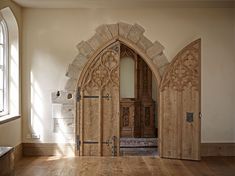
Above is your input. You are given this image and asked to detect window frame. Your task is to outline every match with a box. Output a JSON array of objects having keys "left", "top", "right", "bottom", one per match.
[{"left": 0, "top": 16, "right": 9, "bottom": 116}]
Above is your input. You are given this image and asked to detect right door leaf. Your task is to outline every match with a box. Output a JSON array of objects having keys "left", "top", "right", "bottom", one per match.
[{"left": 160, "top": 39, "right": 201, "bottom": 160}]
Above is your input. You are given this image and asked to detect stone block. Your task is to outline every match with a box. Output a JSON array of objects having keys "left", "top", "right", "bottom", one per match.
[
  {"left": 76, "top": 41, "right": 94, "bottom": 57},
  {"left": 147, "top": 41, "right": 164, "bottom": 58},
  {"left": 107, "top": 24, "right": 118, "bottom": 37},
  {"left": 51, "top": 91, "right": 75, "bottom": 104},
  {"left": 137, "top": 35, "right": 153, "bottom": 51},
  {"left": 127, "top": 23, "right": 145, "bottom": 43},
  {"left": 72, "top": 53, "right": 87, "bottom": 69},
  {"left": 65, "top": 78, "right": 77, "bottom": 91},
  {"left": 152, "top": 53, "right": 169, "bottom": 68},
  {"left": 87, "top": 33, "right": 104, "bottom": 50},
  {"left": 159, "top": 63, "right": 169, "bottom": 76},
  {"left": 66, "top": 64, "right": 82, "bottom": 79},
  {"left": 95, "top": 24, "right": 113, "bottom": 42},
  {"left": 118, "top": 22, "right": 132, "bottom": 38}
]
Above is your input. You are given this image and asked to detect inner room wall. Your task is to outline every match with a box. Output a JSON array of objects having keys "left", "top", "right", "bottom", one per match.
[{"left": 22, "top": 7, "right": 235, "bottom": 144}]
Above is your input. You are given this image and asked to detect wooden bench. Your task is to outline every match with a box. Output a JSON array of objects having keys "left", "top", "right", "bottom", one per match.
[{"left": 0, "top": 147, "right": 14, "bottom": 176}]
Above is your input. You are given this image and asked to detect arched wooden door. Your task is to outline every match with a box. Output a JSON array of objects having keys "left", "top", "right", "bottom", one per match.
[
  {"left": 78, "top": 42, "right": 120, "bottom": 156},
  {"left": 160, "top": 39, "right": 201, "bottom": 160}
]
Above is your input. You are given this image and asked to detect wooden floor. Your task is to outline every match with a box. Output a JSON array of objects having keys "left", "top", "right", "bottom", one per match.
[{"left": 15, "top": 156, "right": 235, "bottom": 176}]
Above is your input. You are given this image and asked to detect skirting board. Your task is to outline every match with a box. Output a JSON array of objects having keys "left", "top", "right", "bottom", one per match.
[
  {"left": 201, "top": 143, "right": 235, "bottom": 156},
  {"left": 14, "top": 143, "right": 22, "bottom": 164},
  {"left": 23, "top": 143, "right": 75, "bottom": 156},
  {"left": 22, "top": 143, "right": 235, "bottom": 157}
]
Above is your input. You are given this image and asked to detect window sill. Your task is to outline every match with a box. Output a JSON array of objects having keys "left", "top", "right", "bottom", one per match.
[{"left": 0, "top": 114, "right": 21, "bottom": 125}]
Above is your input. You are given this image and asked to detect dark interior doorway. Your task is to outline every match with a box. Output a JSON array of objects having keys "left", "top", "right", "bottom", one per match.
[{"left": 119, "top": 44, "right": 158, "bottom": 156}]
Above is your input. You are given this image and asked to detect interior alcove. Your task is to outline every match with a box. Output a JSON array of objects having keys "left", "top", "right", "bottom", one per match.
[{"left": 119, "top": 44, "right": 158, "bottom": 156}]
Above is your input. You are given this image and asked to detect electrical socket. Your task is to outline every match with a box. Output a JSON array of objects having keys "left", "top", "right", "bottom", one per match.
[
  {"left": 26, "top": 133, "right": 40, "bottom": 139},
  {"left": 31, "top": 133, "right": 40, "bottom": 139}
]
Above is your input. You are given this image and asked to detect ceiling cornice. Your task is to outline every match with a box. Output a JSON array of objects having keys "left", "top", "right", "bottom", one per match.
[{"left": 12, "top": 0, "right": 235, "bottom": 9}]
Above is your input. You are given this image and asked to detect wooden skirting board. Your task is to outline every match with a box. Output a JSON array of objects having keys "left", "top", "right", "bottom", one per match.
[
  {"left": 201, "top": 143, "right": 235, "bottom": 156},
  {"left": 20, "top": 143, "right": 235, "bottom": 157},
  {"left": 23, "top": 143, "right": 75, "bottom": 156},
  {"left": 14, "top": 143, "right": 23, "bottom": 164}
]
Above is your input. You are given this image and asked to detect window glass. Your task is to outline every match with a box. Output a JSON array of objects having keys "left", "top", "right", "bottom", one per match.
[
  {"left": 0, "top": 19, "right": 8, "bottom": 115},
  {"left": 120, "top": 57, "right": 135, "bottom": 98}
]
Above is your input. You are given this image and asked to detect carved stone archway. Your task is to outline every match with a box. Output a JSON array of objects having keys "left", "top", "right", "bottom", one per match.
[{"left": 51, "top": 22, "right": 169, "bottom": 146}]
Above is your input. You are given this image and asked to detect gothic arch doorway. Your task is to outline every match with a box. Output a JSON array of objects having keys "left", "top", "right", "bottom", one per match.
[{"left": 52, "top": 22, "right": 201, "bottom": 160}]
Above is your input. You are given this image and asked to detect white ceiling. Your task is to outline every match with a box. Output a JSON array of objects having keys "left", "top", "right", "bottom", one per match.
[{"left": 12, "top": 0, "right": 235, "bottom": 8}]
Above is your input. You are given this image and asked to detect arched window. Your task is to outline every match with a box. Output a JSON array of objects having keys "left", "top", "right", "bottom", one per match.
[{"left": 0, "top": 16, "right": 8, "bottom": 115}]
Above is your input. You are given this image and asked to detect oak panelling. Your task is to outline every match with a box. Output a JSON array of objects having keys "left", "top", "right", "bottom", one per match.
[
  {"left": 138, "top": 56, "right": 156, "bottom": 137},
  {"left": 141, "top": 100, "right": 155, "bottom": 137},
  {"left": 120, "top": 99, "right": 137, "bottom": 137}
]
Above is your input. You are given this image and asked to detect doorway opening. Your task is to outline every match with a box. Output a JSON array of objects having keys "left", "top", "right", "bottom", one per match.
[{"left": 119, "top": 44, "right": 158, "bottom": 156}]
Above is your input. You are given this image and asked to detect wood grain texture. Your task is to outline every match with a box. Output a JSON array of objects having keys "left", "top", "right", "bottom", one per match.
[
  {"left": 201, "top": 143, "right": 235, "bottom": 156},
  {"left": 15, "top": 156, "right": 235, "bottom": 176},
  {"left": 120, "top": 45, "right": 156, "bottom": 138},
  {"left": 160, "top": 39, "right": 201, "bottom": 160},
  {"left": 23, "top": 143, "right": 75, "bottom": 156},
  {"left": 78, "top": 42, "right": 120, "bottom": 156},
  {"left": 0, "top": 147, "right": 14, "bottom": 176},
  {"left": 14, "top": 143, "right": 23, "bottom": 164}
]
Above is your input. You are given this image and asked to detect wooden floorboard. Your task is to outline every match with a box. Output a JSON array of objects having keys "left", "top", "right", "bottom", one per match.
[{"left": 15, "top": 156, "right": 235, "bottom": 176}]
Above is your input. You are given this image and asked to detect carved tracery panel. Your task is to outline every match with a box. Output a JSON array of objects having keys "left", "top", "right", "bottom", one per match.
[
  {"left": 160, "top": 39, "right": 201, "bottom": 160},
  {"left": 79, "top": 42, "right": 120, "bottom": 156},
  {"left": 160, "top": 42, "right": 199, "bottom": 92}
]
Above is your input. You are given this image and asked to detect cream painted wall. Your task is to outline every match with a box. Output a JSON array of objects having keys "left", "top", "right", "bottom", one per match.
[
  {"left": 0, "top": 1, "right": 22, "bottom": 147},
  {"left": 22, "top": 7, "right": 235, "bottom": 143},
  {"left": 0, "top": 119, "right": 21, "bottom": 146}
]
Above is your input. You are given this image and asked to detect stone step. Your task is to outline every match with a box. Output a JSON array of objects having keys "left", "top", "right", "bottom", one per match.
[
  {"left": 120, "top": 147, "right": 158, "bottom": 156},
  {"left": 120, "top": 137, "right": 158, "bottom": 148}
]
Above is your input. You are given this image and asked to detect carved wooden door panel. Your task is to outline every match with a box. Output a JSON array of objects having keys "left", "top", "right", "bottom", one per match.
[
  {"left": 141, "top": 101, "right": 155, "bottom": 137},
  {"left": 160, "top": 39, "right": 201, "bottom": 160},
  {"left": 138, "top": 58, "right": 156, "bottom": 137},
  {"left": 78, "top": 42, "right": 120, "bottom": 156}
]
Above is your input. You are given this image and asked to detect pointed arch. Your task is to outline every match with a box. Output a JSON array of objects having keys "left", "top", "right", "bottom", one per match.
[
  {"left": 65, "top": 23, "right": 169, "bottom": 92},
  {"left": 51, "top": 22, "right": 170, "bottom": 155}
]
